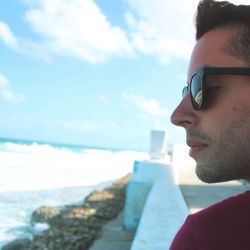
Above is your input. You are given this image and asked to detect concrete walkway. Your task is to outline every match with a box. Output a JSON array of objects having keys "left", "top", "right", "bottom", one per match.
[{"left": 89, "top": 211, "right": 134, "bottom": 250}]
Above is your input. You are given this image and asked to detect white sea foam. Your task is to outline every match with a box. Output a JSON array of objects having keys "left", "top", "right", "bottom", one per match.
[
  {"left": 0, "top": 141, "right": 149, "bottom": 247},
  {"left": 0, "top": 143, "right": 149, "bottom": 192}
]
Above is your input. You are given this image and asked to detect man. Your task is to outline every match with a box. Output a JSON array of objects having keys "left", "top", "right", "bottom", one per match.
[{"left": 170, "top": 0, "right": 250, "bottom": 249}]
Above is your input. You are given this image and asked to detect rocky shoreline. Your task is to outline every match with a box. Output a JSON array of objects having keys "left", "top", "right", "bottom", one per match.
[{"left": 3, "top": 174, "right": 131, "bottom": 250}]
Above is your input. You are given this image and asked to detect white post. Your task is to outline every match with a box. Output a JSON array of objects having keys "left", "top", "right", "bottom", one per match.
[{"left": 149, "top": 130, "right": 167, "bottom": 160}]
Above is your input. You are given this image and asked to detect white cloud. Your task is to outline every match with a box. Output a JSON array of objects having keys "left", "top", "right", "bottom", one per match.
[
  {"left": 0, "top": 21, "right": 51, "bottom": 60},
  {"left": 22, "top": 0, "right": 133, "bottom": 63},
  {"left": 125, "top": 0, "right": 198, "bottom": 63},
  {"left": 0, "top": 74, "right": 25, "bottom": 103},
  {"left": 0, "top": 22, "right": 18, "bottom": 49},
  {"left": 123, "top": 93, "right": 167, "bottom": 117},
  {"left": 0, "top": 0, "right": 196, "bottom": 63}
]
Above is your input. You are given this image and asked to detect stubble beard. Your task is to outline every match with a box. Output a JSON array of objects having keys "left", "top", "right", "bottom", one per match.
[{"left": 194, "top": 119, "right": 250, "bottom": 183}]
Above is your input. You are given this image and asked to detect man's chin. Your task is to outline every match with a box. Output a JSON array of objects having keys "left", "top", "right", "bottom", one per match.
[
  {"left": 195, "top": 165, "right": 222, "bottom": 183},
  {"left": 195, "top": 166, "right": 237, "bottom": 183}
]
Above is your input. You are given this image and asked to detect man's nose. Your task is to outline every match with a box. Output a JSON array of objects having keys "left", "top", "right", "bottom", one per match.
[{"left": 170, "top": 95, "right": 198, "bottom": 129}]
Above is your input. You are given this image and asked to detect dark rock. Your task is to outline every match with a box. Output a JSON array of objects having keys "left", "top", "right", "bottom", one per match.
[
  {"left": 2, "top": 238, "right": 31, "bottom": 250},
  {"left": 31, "top": 206, "right": 60, "bottom": 225}
]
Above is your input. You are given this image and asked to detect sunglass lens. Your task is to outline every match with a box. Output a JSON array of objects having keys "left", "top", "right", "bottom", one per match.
[
  {"left": 191, "top": 74, "right": 202, "bottom": 109},
  {"left": 182, "top": 86, "right": 189, "bottom": 98}
]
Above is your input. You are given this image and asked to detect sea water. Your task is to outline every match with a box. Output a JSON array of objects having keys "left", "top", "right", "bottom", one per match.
[{"left": 0, "top": 138, "right": 148, "bottom": 248}]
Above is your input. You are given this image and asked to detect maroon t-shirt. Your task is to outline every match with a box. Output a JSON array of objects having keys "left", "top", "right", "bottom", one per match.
[{"left": 170, "top": 191, "right": 250, "bottom": 250}]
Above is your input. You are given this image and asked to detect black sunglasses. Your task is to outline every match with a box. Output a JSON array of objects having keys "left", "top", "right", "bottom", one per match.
[{"left": 182, "top": 67, "right": 250, "bottom": 110}]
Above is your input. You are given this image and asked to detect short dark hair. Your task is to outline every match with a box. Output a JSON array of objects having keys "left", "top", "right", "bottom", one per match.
[{"left": 195, "top": 0, "right": 250, "bottom": 64}]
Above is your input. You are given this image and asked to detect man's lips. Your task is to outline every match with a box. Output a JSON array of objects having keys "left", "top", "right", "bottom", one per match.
[{"left": 186, "top": 140, "right": 208, "bottom": 157}]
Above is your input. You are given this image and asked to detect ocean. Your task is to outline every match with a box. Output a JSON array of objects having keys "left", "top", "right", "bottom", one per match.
[{"left": 0, "top": 138, "right": 148, "bottom": 248}]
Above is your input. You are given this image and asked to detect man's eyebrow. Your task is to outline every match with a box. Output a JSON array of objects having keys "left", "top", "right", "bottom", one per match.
[{"left": 203, "top": 64, "right": 214, "bottom": 68}]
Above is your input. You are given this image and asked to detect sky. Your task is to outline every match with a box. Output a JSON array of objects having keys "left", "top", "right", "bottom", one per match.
[{"left": 0, "top": 0, "right": 248, "bottom": 150}]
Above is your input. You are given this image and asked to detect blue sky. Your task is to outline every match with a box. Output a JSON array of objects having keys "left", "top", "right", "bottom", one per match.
[{"left": 0, "top": 0, "right": 247, "bottom": 150}]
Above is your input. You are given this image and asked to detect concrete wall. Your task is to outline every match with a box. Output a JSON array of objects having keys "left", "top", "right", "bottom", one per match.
[{"left": 124, "top": 159, "right": 189, "bottom": 249}]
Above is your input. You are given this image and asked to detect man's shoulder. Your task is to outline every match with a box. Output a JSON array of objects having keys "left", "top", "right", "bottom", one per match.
[
  {"left": 170, "top": 190, "right": 250, "bottom": 249},
  {"left": 170, "top": 191, "right": 250, "bottom": 250}
]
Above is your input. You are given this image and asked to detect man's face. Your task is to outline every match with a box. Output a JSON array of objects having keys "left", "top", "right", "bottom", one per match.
[{"left": 171, "top": 28, "right": 250, "bottom": 183}]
